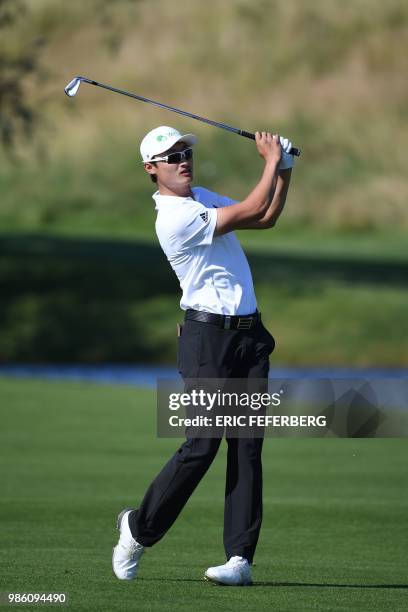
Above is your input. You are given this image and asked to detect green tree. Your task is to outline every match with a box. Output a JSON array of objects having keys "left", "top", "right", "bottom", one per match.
[{"left": 0, "top": 0, "right": 45, "bottom": 150}]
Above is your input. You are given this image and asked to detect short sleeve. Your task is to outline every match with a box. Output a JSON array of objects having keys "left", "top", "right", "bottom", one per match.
[
  {"left": 172, "top": 201, "right": 217, "bottom": 250},
  {"left": 192, "top": 186, "right": 237, "bottom": 209},
  {"left": 215, "top": 193, "right": 238, "bottom": 208}
]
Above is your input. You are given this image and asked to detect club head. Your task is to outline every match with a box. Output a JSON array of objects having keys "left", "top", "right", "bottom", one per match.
[{"left": 64, "top": 76, "right": 83, "bottom": 97}]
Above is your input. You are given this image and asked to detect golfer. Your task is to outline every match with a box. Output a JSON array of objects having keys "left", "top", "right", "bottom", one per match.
[{"left": 113, "top": 125, "right": 294, "bottom": 585}]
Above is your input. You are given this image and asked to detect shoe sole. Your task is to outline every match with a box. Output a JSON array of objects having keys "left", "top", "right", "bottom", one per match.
[{"left": 204, "top": 575, "right": 253, "bottom": 587}]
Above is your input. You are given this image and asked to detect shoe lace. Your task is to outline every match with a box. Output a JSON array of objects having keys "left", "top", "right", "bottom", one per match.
[{"left": 130, "top": 540, "right": 144, "bottom": 554}]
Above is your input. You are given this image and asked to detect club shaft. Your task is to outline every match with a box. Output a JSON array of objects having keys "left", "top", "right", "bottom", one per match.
[{"left": 74, "top": 77, "right": 301, "bottom": 156}]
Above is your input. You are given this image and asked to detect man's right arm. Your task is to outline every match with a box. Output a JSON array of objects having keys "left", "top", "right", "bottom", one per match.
[{"left": 214, "top": 132, "right": 282, "bottom": 237}]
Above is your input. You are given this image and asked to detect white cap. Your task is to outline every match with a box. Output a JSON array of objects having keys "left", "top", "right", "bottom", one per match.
[{"left": 140, "top": 126, "right": 197, "bottom": 162}]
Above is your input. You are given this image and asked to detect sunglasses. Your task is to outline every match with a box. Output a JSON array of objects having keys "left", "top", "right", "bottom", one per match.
[{"left": 151, "top": 147, "right": 193, "bottom": 164}]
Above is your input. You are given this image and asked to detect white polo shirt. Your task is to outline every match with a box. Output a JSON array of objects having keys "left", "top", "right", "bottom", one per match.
[{"left": 153, "top": 186, "right": 257, "bottom": 315}]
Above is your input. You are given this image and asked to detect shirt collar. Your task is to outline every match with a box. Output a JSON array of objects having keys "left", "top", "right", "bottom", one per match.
[{"left": 152, "top": 190, "right": 194, "bottom": 211}]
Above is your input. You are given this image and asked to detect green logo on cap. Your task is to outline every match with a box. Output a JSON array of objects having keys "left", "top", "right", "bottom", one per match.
[{"left": 156, "top": 135, "right": 167, "bottom": 142}]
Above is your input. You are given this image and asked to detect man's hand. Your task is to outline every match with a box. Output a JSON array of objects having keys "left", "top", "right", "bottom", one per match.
[
  {"left": 279, "top": 136, "right": 292, "bottom": 154},
  {"left": 255, "top": 131, "right": 282, "bottom": 165},
  {"left": 278, "top": 136, "right": 294, "bottom": 170}
]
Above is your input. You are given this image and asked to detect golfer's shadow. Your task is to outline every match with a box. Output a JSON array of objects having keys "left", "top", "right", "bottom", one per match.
[
  {"left": 252, "top": 581, "right": 408, "bottom": 590},
  {"left": 139, "top": 578, "right": 408, "bottom": 589}
]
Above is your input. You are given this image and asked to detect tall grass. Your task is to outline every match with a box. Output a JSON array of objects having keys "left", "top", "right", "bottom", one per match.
[{"left": 1, "top": 0, "right": 407, "bottom": 231}]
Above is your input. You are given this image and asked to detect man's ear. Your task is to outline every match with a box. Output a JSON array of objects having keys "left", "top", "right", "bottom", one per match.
[{"left": 144, "top": 162, "right": 157, "bottom": 179}]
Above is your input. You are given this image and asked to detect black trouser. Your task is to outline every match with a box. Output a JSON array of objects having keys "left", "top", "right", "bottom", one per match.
[{"left": 128, "top": 318, "right": 275, "bottom": 563}]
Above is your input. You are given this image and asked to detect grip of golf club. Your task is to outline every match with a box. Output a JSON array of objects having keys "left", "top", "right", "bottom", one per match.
[{"left": 240, "top": 130, "right": 301, "bottom": 157}]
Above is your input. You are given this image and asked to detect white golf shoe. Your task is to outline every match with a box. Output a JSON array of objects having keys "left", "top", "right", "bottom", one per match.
[
  {"left": 112, "top": 508, "right": 145, "bottom": 580},
  {"left": 204, "top": 556, "right": 252, "bottom": 586}
]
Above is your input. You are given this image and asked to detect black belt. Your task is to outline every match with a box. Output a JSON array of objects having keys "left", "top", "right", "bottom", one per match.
[{"left": 185, "top": 309, "right": 261, "bottom": 330}]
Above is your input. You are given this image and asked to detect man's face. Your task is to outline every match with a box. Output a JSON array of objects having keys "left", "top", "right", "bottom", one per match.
[{"left": 144, "top": 140, "right": 193, "bottom": 194}]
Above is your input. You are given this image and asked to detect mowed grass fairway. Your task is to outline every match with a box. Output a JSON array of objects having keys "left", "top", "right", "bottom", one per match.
[{"left": 1, "top": 378, "right": 407, "bottom": 612}]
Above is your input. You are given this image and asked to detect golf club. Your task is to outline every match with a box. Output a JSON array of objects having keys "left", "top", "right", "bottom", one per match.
[{"left": 65, "top": 76, "right": 301, "bottom": 157}]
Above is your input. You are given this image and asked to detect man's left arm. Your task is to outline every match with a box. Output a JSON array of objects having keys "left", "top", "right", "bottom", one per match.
[
  {"left": 233, "top": 143, "right": 294, "bottom": 230},
  {"left": 237, "top": 166, "right": 292, "bottom": 230}
]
